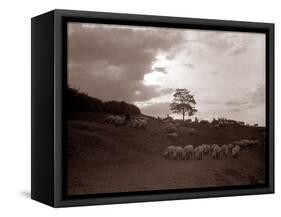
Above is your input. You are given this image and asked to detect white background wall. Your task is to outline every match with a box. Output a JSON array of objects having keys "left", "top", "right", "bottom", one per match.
[{"left": 0, "top": 0, "right": 279, "bottom": 216}]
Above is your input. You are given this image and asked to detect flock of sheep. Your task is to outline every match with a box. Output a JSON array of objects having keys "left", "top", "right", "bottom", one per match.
[
  {"left": 102, "top": 115, "right": 263, "bottom": 161},
  {"left": 103, "top": 115, "right": 148, "bottom": 128},
  {"left": 166, "top": 122, "right": 195, "bottom": 141},
  {"left": 164, "top": 139, "right": 259, "bottom": 161}
]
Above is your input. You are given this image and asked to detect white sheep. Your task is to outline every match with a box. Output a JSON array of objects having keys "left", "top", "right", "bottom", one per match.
[
  {"left": 175, "top": 146, "right": 184, "bottom": 160},
  {"left": 212, "top": 145, "right": 222, "bottom": 160},
  {"left": 211, "top": 144, "right": 219, "bottom": 151},
  {"left": 167, "top": 132, "right": 178, "bottom": 141},
  {"left": 138, "top": 119, "right": 148, "bottom": 129},
  {"left": 232, "top": 145, "right": 241, "bottom": 158},
  {"left": 228, "top": 143, "right": 234, "bottom": 151},
  {"left": 103, "top": 115, "right": 115, "bottom": 124},
  {"left": 184, "top": 145, "right": 194, "bottom": 160},
  {"left": 131, "top": 119, "right": 139, "bottom": 128},
  {"left": 202, "top": 144, "right": 211, "bottom": 154},
  {"left": 240, "top": 139, "right": 251, "bottom": 147},
  {"left": 131, "top": 118, "right": 148, "bottom": 129},
  {"left": 253, "top": 139, "right": 259, "bottom": 146},
  {"left": 164, "top": 146, "right": 176, "bottom": 159},
  {"left": 194, "top": 145, "right": 204, "bottom": 160},
  {"left": 247, "top": 139, "right": 259, "bottom": 147},
  {"left": 221, "top": 144, "right": 229, "bottom": 157},
  {"left": 114, "top": 116, "right": 125, "bottom": 126}
]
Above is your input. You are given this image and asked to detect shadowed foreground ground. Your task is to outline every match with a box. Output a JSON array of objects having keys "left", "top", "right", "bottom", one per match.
[{"left": 67, "top": 112, "right": 266, "bottom": 195}]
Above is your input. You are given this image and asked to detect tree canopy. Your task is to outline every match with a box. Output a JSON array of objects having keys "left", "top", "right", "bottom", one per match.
[
  {"left": 170, "top": 88, "right": 197, "bottom": 121},
  {"left": 67, "top": 87, "right": 141, "bottom": 115}
]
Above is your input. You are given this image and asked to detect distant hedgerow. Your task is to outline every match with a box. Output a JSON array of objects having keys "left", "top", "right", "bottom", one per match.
[{"left": 67, "top": 87, "right": 141, "bottom": 115}]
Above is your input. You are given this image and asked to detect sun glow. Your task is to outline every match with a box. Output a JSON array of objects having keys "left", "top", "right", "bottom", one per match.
[{"left": 143, "top": 71, "right": 166, "bottom": 86}]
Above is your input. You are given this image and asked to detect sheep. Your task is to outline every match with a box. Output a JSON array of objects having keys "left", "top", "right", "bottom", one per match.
[
  {"left": 138, "top": 119, "right": 148, "bottom": 129},
  {"left": 232, "top": 145, "right": 241, "bottom": 158},
  {"left": 253, "top": 139, "right": 259, "bottom": 146},
  {"left": 247, "top": 139, "right": 259, "bottom": 147},
  {"left": 164, "top": 146, "right": 176, "bottom": 159},
  {"left": 103, "top": 115, "right": 115, "bottom": 124},
  {"left": 194, "top": 145, "right": 204, "bottom": 160},
  {"left": 212, "top": 145, "right": 222, "bottom": 160},
  {"left": 168, "top": 122, "right": 174, "bottom": 127},
  {"left": 167, "top": 132, "right": 178, "bottom": 141},
  {"left": 131, "top": 119, "right": 139, "bottom": 128},
  {"left": 228, "top": 143, "right": 234, "bottom": 151},
  {"left": 103, "top": 115, "right": 125, "bottom": 126},
  {"left": 211, "top": 144, "right": 219, "bottom": 151},
  {"left": 114, "top": 116, "right": 125, "bottom": 127},
  {"left": 240, "top": 139, "right": 251, "bottom": 147},
  {"left": 184, "top": 145, "right": 194, "bottom": 160},
  {"left": 233, "top": 139, "right": 259, "bottom": 148},
  {"left": 221, "top": 144, "right": 229, "bottom": 157},
  {"left": 202, "top": 144, "right": 211, "bottom": 154},
  {"left": 169, "top": 126, "right": 177, "bottom": 133},
  {"left": 131, "top": 118, "right": 148, "bottom": 129},
  {"left": 189, "top": 128, "right": 195, "bottom": 135},
  {"left": 175, "top": 146, "right": 184, "bottom": 160},
  {"left": 166, "top": 124, "right": 177, "bottom": 133}
]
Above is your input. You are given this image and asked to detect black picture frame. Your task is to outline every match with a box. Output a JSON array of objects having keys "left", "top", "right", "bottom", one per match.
[{"left": 31, "top": 9, "right": 274, "bottom": 207}]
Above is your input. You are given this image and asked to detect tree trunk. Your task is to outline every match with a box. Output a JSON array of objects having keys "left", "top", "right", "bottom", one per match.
[{"left": 182, "top": 108, "right": 185, "bottom": 121}]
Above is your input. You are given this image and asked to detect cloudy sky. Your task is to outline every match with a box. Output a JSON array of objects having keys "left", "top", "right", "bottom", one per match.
[{"left": 68, "top": 22, "right": 266, "bottom": 126}]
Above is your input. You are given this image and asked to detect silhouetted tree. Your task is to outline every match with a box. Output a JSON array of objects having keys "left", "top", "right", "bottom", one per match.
[{"left": 170, "top": 88, "right": 197, "bottom": 121}]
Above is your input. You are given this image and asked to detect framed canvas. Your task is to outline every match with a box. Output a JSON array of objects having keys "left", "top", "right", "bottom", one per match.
[{"left": 31, "top": 9, "right": 274, "bottom": 207}]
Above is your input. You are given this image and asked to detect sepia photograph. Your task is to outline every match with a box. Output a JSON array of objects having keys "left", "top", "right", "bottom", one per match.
[{"left": 66, "top": 21, "right": 267, "bottom": 196}]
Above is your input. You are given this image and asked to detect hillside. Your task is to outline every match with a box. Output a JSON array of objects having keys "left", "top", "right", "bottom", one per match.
[{"left": 67, "top": 112, "right": 266, "bottom": 195}]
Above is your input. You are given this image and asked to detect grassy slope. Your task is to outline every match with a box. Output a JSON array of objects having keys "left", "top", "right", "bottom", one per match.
[{"left": 67, "top": 112, "right": 266, "bottom": 195}]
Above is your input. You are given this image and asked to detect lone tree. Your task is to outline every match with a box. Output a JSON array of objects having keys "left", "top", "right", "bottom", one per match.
[{"left": 170, "top": 88, "right": 197, "bottom": 121}]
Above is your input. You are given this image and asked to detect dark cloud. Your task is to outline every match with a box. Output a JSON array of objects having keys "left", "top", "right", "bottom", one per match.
[
  {"left": 68, "top": 23, "right": 184, "bottom": 102},
  {"left": 68, "top": 62, "right": 174, "bottom": 102}
]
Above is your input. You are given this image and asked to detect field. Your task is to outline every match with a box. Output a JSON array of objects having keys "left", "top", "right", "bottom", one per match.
[{"left": 67, "top": 112, "right": 266, "bottom": 195}]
